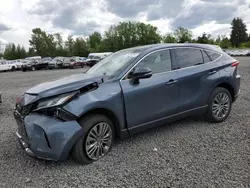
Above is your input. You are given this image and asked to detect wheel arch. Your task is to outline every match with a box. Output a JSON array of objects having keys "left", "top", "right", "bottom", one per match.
[
  {"left": 215, "top": 82, "right": 234, "bottom": 99},
  {"left": 77, "top": 108, "right": 121, "bottom": 138}
]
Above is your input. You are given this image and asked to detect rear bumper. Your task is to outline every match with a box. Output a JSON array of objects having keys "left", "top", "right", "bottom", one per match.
[
  {"left": 232, "top": 74, "right": 241, "bottom": 103},
  {"left": 14, "top": 112, "right": 82, "bottom": 161}
]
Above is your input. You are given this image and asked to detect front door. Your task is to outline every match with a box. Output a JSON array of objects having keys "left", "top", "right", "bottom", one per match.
[{"left": 120, "top": 49, "right": 179, "bottom": 134}]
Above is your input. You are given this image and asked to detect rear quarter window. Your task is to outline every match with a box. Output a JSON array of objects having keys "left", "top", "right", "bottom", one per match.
[{"left": 205, "top": 50, "right": 221, "bottom": 61}]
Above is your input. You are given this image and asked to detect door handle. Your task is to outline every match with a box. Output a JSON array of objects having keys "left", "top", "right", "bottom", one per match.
[
  {"left": 166, "top": 79, "right": 178, "bottom": 85},
  {"left": 208, "top": 70, "right": 217, "bottom": 75}
]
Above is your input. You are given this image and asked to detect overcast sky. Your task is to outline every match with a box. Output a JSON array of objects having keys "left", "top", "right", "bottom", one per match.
[{"left": 0, "top": 0, "right": 249, "bottom": 49}]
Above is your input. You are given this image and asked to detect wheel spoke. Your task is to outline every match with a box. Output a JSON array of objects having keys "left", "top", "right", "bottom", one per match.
[
  {"left": 101, "top": 123, "right": 108, "bottom": 137},
  {"left": 85, "top": 122, "right": 112, "bottom": 160}
]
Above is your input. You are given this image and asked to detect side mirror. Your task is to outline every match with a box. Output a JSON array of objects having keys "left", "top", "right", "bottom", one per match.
[{"left": 129, "top": 67, "right": 152, "bottom": 84}]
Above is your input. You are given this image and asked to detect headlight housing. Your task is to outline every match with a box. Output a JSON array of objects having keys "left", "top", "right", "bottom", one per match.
[{"left": 34, "top": 91, "right": 79, "bottom": 111}]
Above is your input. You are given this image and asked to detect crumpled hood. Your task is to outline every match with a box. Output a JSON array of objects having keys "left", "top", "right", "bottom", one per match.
[{"left": 26, "top": 73, "right": 104, "bottom": 98}]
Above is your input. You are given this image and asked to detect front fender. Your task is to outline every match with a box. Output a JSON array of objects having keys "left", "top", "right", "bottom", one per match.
[{"left": 63, "top": 81, "right": 128, "bottom": 137}]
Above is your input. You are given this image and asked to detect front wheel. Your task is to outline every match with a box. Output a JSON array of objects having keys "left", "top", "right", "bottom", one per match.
[
  {"left": 206, "top": 87, "right": 232, "bottom": 123},
  {"left": 71, "top": 114, "right": 114, "bottom": 164}
]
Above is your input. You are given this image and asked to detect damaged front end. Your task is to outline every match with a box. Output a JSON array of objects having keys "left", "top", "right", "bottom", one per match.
[{"left": 14, "top": 81, "right": 100, "bottom": 161}]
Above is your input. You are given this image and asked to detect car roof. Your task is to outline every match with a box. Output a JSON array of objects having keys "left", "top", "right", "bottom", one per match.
[{"left": 121, "top": 43, "right": 223, "bottom": 53}]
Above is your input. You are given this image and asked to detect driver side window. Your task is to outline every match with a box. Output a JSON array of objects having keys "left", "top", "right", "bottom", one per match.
[{"left": 136, "top": 49, "right": 172, "bottom": 74}]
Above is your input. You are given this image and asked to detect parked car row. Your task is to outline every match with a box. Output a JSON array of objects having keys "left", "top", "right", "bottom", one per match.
[
  {"left": 224, "top": 49, "right": 250, "bottom": 56},
  {"left": 0, "top": 52, "right": 113, "bottom": 73}
]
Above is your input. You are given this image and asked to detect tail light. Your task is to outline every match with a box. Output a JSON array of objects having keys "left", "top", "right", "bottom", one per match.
[{"left": 231, "top": 61, "right": 240, "bottom": 67}]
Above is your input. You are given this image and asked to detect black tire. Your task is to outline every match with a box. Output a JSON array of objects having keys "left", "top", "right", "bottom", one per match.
[
  {"left": 22, "top": 68, "right": 26, "bottom": 72},
  {"left": 206, "top": 87, "right": 232, "bottom": 123},
  {"left": 71, "top": 114, "right": 115, "bottom": 164},
  {"left": 31, "top": 66, "right": 36, "bottom": 71},
  {"left": 11, "top": 66, "right": 16, "bottom": 71},
  {"left": 45, "top": 65, "right": 49, "bottom": 70}
]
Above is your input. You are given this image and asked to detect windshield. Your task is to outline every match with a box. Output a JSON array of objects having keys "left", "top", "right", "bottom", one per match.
[{"left": 86, "top": 49, "right": 141, "bottom": 77}]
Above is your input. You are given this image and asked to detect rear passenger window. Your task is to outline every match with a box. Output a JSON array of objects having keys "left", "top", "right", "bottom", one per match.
[
  {"left": 175, "top": 48, "right": 203, "bottom": 68},
  {"left": 205, "top": 51, "right": 221, "bottom": 61},
  {"left": 202, "top": 50, "right": 212, "bottom": 63}
]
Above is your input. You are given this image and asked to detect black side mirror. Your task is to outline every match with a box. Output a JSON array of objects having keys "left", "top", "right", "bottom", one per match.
[{"left": 129, "top": 67, "right": 152, "bottom": 84}]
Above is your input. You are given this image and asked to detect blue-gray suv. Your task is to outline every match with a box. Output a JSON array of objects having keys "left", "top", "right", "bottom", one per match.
[{"left": 14, "top": 43, "right": 241, "bottom": 164}]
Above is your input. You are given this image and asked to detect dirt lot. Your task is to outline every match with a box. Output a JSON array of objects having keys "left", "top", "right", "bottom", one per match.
[{"left": 0, "top": 59, "right": 249, "bottom": 188}]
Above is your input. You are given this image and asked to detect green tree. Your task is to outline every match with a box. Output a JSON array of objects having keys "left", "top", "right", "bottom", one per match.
[
  {"left": 196, "top": 33, "right": 214, "bottom": 44},
  {"left": 72, "top": 37, "right": 89, "bottom": 57},
  {"left": 29, "top": 28, "right": 58, "bottom": 57},
  {"left": 163, "top": 33, "right": 177, "bottom": 43},
  {"left": 20, "top": 46, "right": 26, "bottom": 58},
  {"left": 230, "top": 17, "right": 248, "bottom": 47},
  {"left": 89, "top": 32, "right": 102, "bottom": 51},
  {"left": 100, "top": 21, "right": 161, "bottom": 52},
  {"left": 65, "top": 35, "right": 74, "bottom": 56},
  {"left": 174, "top": 27, "right": 192, "bottom": 43},
  {"left": 215, "top": 36, "right": 222, "bottom": 45},
  {"left": 16, "top": 45, "right": 22, "bottom": 59},
  {"left": 220, "top": 36, "right": 231, "bottom": 49}
]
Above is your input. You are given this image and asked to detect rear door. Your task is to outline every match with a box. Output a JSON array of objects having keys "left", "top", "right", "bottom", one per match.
[{"left": 174, "top": 47, "right": 221, "bottom": 112}]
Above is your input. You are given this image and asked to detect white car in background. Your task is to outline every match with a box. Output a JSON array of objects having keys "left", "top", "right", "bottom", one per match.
[
  {"left": 0, "top": 61, "right": 12, "bottom": 71},
  {"left": 6, "top": 61, "right": 18, "bottom": 71},
  {"left": 14, "top": 59, "right": 25, "bottom": 69}
]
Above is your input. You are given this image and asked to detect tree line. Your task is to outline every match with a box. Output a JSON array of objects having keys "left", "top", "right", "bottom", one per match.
[{"left": 1, "top": 17, "right": 250, "bottom": 60}]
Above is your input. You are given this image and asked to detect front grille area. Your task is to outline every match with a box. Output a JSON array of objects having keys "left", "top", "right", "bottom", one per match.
[
  {"left": 14, "top": 111, "right": 28, "bottom": 139},
  {"left": 16, "top": 104, "right": 32, "bottom": 116}
]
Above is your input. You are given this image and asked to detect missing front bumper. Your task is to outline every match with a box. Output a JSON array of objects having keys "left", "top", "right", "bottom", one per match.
[{"left": 16, "top": 132, "right": 35, "bottom": 157}]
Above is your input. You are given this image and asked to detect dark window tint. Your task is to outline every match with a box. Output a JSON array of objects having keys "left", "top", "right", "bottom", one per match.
[
  {"left": 205, "top": 50, "right": 221, "bottom": 61},
  {"left": 136, "top": 49, "right": 171, "bottom": 74},
  {"left": 202, "top": 50, "right": 212, "bottom": 63},
  {"left": 175, "top": 48, "right": 203, "bottom": 68}
]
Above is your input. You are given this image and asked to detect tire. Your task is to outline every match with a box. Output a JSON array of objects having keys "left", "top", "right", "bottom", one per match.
[
  {"left": 206, "top": 87, "right": 232, "bottom": 123},
  {"left": 45, "top": 65, "right": 49, "bottom": 70},
  {"left": 11, "top": 66, "right": 16, "bottom": 71},
  {"left": 22, "top": 68, "right": 26, "bottom": 72},
  {"left": 71, "top": 114, "right": 115, "bottom": 164},
  {"left": 31, "top": 66, "right": 36, "bottom": 71}
]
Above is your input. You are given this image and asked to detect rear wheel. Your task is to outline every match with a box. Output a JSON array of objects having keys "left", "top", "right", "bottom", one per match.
[
  {"left": 11, "top": 66, "right": 16, "bottom": 71},
  {"left": 71, "top": 114, "right": 114, "bottom": 164},
  {"left": 206, "top": 87, "right": 232, "bottom": 123}
]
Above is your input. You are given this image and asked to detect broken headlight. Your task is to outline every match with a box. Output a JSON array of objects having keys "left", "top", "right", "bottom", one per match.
[{"left": 34, "top": 91, "right": 79, "bottom": 111}]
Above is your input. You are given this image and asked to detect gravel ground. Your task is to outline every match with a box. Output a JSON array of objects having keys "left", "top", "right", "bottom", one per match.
[{"left": 0, "top": 59, "right": 249, "bottom": 188}]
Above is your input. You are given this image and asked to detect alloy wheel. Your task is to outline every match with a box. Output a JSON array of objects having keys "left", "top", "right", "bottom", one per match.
[
  {"left": 85, "top": 122, "right": 112, "bottom": 160},
  {"left": 212, "top": 93, "right": 230, "bottom": 119}
]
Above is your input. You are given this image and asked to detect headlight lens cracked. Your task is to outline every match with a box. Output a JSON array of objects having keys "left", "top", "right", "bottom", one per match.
[{"left": 34, "top": 91, "right": 78, "bottom": 111}]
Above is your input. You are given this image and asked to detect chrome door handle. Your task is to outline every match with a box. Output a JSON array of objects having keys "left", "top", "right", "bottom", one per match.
[
  {"left": 208, "top": 70, "right": 217, "bottom": 75},
  {"left": 166, "top": 79, "right": 178, "bottom": 85}
]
